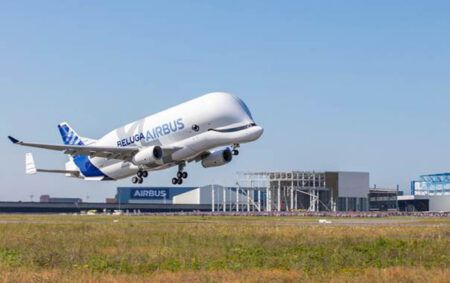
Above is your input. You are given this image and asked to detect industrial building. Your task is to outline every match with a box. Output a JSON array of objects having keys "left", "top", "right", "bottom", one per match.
[
  {"left": 114, "top": 171, "right": 370, "bottom": 212},
  {"left": 116, "top": 186, "right": 253, "bottom": 212},
  {"left": 408, "top": 173, "right": 450, "bottom": 211},
  {"left": 117, "top": 186, "right": 249, "bottom": 206},
  {"left": 236, "top": 171, "right": 369, "bottom": 212},
  {"left": 397, "top": 195, "right": 429, "bottom": 212},
  {"left": 2, "top": 171, "right": 448, "bottom": 214},
  {"left": 110, "top": 172, "right": 449, "bottom": 213},
  {"left": 40, "top": 195, "right": 82, "bottom": 204},
  {"left": 368, "top": 187, "right": 403, "bottom": 211}
]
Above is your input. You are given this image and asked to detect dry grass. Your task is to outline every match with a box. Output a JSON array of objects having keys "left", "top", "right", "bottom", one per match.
[
  {"left": 0, "top": 215, "right": 448, "bottom": 282},
  {"left": 1, "top": 267, "right": 449, "bottom": 283}
]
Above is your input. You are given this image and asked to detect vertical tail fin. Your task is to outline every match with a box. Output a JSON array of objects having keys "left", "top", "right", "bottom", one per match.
[{"left": 57, "top": 122, "right": 86, "bottom": 145}]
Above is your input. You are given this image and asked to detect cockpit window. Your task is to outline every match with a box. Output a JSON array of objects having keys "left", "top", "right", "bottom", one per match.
[{"left": 235, "top": 96, "right": 254, "bottom": 120}]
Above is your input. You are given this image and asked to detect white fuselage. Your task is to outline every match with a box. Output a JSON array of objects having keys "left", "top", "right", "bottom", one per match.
[{"left": 72, "top": 92, "right": 263, "bottom": 180}]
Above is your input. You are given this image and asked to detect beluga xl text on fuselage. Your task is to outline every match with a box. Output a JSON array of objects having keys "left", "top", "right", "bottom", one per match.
[{"left": 8, "top": 92, "right": 263, "bottom": 185}]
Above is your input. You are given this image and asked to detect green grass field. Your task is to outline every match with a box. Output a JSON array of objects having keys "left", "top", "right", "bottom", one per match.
[{"left": 0, "top": 215, "right": 449, "bottom": 282}]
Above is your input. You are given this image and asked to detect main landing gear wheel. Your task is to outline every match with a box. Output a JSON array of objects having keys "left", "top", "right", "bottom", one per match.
[
  {"left": 132, "top": 170, "right": 148, "bottom": 184},
  {"left": 132, "top": 176, "right": 143, "bottom": 184},
  {"left": 176, "top": 171, "right": 188, "bottom": 179},
  {"left": 137, "top": 170, "right": 148, "bottom": 178},
  {"left": 232, "top": 143, "right": 240, "bottom": 156},
  {"left": 172, "top": 176, "right": 184, "bottom": 185},
  {"left": 172, "top": 162, "right": 188, "bottom": 185}
]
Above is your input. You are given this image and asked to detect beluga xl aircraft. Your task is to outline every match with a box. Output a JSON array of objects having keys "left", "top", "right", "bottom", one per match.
[{"left": 8, "top": 92, "right": 263, "bottom": 185}]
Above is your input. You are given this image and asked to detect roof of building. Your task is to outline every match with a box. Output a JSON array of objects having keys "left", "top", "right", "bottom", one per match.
[
  {"left": 420, "top": 173, "right": 450, "bottom": 184},
  {"left": 397, "top": 195, "right": 429, "bottom": 201}
]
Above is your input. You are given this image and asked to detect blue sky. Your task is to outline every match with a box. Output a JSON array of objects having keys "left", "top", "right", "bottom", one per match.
[{"left": 1, "top": 1, "right": 449, "bottom": 201}]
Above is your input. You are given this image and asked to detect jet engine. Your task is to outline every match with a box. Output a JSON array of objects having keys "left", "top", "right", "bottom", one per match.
[
  {"left": 132, "top": 146, "right": 163, "bottom": 165},
  {"left": 201, "top": 148, "right": 233, "bottom": 168}
]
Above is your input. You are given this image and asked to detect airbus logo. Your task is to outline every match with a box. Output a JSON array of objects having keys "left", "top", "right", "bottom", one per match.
[
  {"left": 117, "top": 118, "right": 185, "bottom": 147},
  {"left": 131, "top": 189, "right": 168, "bottom": 199}
]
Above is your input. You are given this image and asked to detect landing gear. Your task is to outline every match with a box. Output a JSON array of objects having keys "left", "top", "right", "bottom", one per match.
[
  {"left": 132, "top": 170, "right": 148, "bottom": 184},
  {"left": 132, "top": 176, "right": 144, "bottom": 184},
  {"left": 172, "top": 177, "right": 182, "bottom": 185},
  {"left": 172, "top": 163, "right": 188, "bottom": 185},
  {"left": 176, "top": 171, "right": 188, "bottom": 179},
  {"left": 232, "top": 144, "right": 240, "bottom": 156}
]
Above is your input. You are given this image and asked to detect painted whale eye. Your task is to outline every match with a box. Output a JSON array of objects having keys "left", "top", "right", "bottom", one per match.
[{"left": 192, "top": 124, "right": 200, "bottom": 132}]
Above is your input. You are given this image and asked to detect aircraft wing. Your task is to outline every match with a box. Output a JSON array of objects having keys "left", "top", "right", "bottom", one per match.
[
  {"left": 9, "top": 136, "right": 184, "bottom": 161},
  {"left": 9, "top": 136, "right": 140, "bottom": 160}
]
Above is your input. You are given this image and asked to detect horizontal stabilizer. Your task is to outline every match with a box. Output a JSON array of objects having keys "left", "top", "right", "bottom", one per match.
[
  {"left": 25, "top": 153, "right": 37, "bottom": 175},
  {"left": 24, "top": 153, "right": 79, "bottom": 176}
]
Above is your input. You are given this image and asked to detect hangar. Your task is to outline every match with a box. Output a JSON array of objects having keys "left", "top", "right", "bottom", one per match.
[
  {"left": 115, "top": 171, "right": 370, "bottom": 212},
  {"left": 116, "top": 186, "right": 251, "bottom": 211},
  {"left": 409, "top": 173, "right": 450, "bottom": 211},
  {"left": 237, "top": 171, "right": 369, "bottom": 212}
]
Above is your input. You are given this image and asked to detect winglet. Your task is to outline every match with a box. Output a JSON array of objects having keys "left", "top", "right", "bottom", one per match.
[{"left": 8, "top": 136, "right": 20, "bottom": 144}]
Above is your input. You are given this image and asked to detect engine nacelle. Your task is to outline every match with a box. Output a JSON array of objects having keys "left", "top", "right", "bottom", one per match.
[
  {"left": 132, "top": 146, "right": 163, "bottom": 165},
  {"left": 201, "top": 148, "right": 233, "bottom": 168}
]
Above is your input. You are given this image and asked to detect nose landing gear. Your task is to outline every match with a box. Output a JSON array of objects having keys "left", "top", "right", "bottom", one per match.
[
  {"left": 131, "top": 170, "right": 148, "bottom": 184},
  {"left": 232, "top": 144, "right": 240, "bottom": 156}
]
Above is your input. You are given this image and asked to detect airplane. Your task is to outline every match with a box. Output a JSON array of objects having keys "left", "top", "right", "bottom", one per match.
[{"left": 8, "top": 92, "right": 264, "bottom": 185}]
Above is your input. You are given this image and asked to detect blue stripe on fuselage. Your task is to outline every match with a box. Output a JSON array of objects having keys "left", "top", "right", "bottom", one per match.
[
  {"left": 73, "top": 155, "right": 107, "bottom": 178},
  {"left": 58, "top": 124, "right": 111, "bottom": 179}
]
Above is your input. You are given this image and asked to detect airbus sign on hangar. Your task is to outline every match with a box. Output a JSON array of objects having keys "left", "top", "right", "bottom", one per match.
[{"left": 116, "top": 186, "right": 246, "bottom": 205}]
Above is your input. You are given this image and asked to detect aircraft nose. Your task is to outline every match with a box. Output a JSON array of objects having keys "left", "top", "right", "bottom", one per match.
[
  {"left": 248, "top": 126, "right": 264, "bottom": 141},
  {"left": 253, "top": 125, "right": 264, "bottom": 140},
  {"left": 239, "top": 125, "right": 264, "bottom": 143}
]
